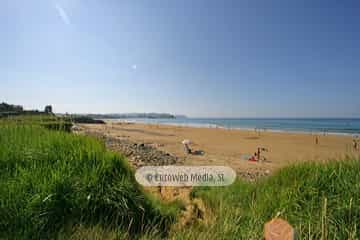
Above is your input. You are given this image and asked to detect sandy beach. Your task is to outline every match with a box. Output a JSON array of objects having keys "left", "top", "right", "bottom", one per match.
[{"left": 80, "top": 121, "right": 359, "bottom": 175}]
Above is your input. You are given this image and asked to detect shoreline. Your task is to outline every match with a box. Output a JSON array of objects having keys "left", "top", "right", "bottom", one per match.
[{"left": 103, "top": 119, "right": 358, "bottom": 137}]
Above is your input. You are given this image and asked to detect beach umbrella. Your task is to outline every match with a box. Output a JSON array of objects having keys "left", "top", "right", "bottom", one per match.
[{"left": 182, "top": 139, "right": 191, "bottom": 145}]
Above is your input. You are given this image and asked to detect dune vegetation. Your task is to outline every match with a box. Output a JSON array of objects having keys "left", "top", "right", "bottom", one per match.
[
  {"left": 1, "top": 115, "right": 359, "bottom": 239},
  {"left": 0, "top": 118, "right": 178, "bottom": 239},
  {"left": 174, "top": 158, "right": 360, "bottom": 239}
]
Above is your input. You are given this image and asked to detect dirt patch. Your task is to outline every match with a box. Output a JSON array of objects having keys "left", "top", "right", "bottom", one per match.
[{"left": 147, "top": 186, "right": 212, "bottom": 228}]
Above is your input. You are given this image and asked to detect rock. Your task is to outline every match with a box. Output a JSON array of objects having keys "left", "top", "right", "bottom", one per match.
[
  {"left": 84, "top": 131, "right": 179, "bottom": 168},
  {"left": 264, "top": 218, "right": 295, "bottom": 240}
]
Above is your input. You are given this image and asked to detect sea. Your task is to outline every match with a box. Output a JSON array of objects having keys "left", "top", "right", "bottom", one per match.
[{"left": 114, "top": 118, "right": 360, "bottom": 136}]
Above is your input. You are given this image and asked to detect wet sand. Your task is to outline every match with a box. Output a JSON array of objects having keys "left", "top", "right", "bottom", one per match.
[{"left": 80, "top": 121, "right": 359, "bottom": 175}]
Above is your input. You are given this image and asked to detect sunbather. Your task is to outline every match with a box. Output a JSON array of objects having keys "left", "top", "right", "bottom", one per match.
[{"left": 182, "top": 139, "right": 192, "bottom": 154}]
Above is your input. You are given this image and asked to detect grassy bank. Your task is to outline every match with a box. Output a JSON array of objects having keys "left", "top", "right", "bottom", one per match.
[
  {"left": 0, "top": 123, "right": 177, "bottom": 239},
  {"left": 0, "top": 114, "right": 73, "bottom": 132},
  {"left": 173, "top": 159, "right": 360, "bottom": 239},
  {"left": 1, "top": 117, "right": 359, "bottom": 239}
]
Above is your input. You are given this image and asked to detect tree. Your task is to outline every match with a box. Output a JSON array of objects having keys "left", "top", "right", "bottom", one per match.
[
  {"left": 0, "top": 102, "right": 23, "bottom": 112},
  {"left": 44, "top": 105, "right": 53, "bottom": 114}
]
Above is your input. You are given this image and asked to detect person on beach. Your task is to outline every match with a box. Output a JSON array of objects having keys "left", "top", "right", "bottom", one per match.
[
  {"left": 258, "top": 147, "right": 268, "bottom": 162},
  {"left": 182, "top": 139, "right": 192, "bottom": 154},
  {"left": 353, "top": 139, "right": 358, "bottom": 150},
  {"left": 315, "top": 136, "right": 319, "bottom": 145},
  {"left": 249, "top": 152, "right": 257, "bottom": 162}
]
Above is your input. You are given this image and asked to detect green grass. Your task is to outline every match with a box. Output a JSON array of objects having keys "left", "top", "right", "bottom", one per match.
[
  {"left": 173, "top": 159, "right": 360, "bottom": 239},
  {"left": 0, "top": 114, "right": 73, "bottom": 132},
  {"left": 1, "top": 116, "right": 360, "bottom": 239},
  {"left": 0, "top": 123, "right": 177, "bottom": 239}
]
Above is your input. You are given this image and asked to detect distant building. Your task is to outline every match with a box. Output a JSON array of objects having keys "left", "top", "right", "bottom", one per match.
[{"left": 44, "top": 105, "right": 53, "bottom": 114}]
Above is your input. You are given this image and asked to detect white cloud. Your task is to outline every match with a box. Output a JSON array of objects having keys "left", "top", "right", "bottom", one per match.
[{"left": 54, "top": 2, "right": 71, "bottom": 25}]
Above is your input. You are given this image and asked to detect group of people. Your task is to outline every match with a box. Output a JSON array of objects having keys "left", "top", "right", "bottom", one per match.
[
  {"left": 182, "top": 135, "right": 359, "bottom": 163},
  {"left": 248, "top": 147, "right": 268, "bottom": 162},
  {"left": 182, "top": 139, "right": 268, "bottom": 162}
]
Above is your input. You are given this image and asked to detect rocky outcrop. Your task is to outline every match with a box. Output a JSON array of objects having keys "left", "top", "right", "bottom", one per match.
[
  {"left": 83, "top": 130, "right": 179, "bottom": 168},
  {"left": 106, "top": 139, "right": 179, "bottom": 167}
]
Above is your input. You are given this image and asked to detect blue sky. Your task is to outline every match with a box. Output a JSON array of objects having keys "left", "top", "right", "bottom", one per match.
[{"left": 1, "top": 0, "right": 360, "bottom": 117}]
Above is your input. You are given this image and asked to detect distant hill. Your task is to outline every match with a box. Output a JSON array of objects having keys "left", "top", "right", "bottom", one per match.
[
  {"left": 73, "top": 113, "right": 182, "bottom": 119},
  {"left": 174, "top": 114, "right": 188, "bottom": 119}
]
